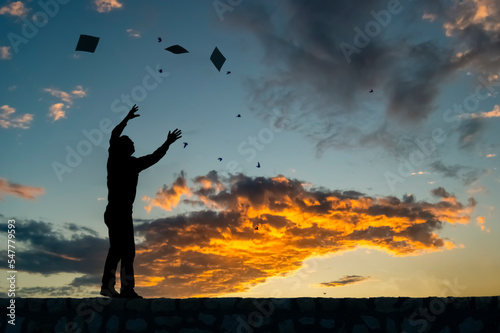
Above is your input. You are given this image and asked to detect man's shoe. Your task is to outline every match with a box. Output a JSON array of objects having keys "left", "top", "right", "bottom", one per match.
[
  {"left": 100, "top": 287, "right": 120, "bottom": 298},
  {"left": 120, "top": 289, "right": 143, "bottom": 299}
]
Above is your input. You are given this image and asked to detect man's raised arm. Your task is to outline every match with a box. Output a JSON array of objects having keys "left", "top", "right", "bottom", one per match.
[
  {"left": 110, "top": 104, "right": 140, "bottom": 142},
  {"left": 136, "top": 129, "right": 182, "bottom": 171}
]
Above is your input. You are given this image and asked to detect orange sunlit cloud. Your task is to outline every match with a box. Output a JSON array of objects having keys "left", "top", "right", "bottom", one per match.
[
  {"left": 143, "top": 171, "right": 191, "bottom": 212},
  {"left": 44, "top": 86, "right": 87, "bottom": 121},
  {"left": 94, "top": 0, "right": 122, "bottom": 13},
  {"left": 0, "top": 105, "right": 33, "bottom": 129},
  {"left": 0, "top": 46, "right": 12, "bottom": 60},
  {"left": 443, "top": 0, "right": 500, "bottom": 36},
  {"left": 0, "top": 178, "right": 44, "bottom": 200},
  {"left": 133, "top": 172, "right": 477, "bottom": 298},
  {"left": 48, "top": 103, "right": 66, "bottom": 121},
  {"left": 469, "top": 105, "right": 500, "bottom": 119},
  {"left": 0, "top": 1, "right": 28, "bottom": 17},
  {"left": 476, "top": 216, "right": 489, "bottom": 232}
]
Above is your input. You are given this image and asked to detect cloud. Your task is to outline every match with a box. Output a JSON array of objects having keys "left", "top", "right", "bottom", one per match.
[
  {"left": 18, "top": 285, "right": 95, "bottom": 298},
  {"left": 71, "top": 85, "right": 87, "bottom": 98},
  {"left": 131, "top": 172, "right": 475, "bottom": 297},
  {"left": 143, "top": 172, "right": 191, "bottom": 212},
  {"left": 0, "top": 173, "right": 477, "bottom": 298},
  {"left": 424, "top": 0, "right": 500, "bottom": 76},
  {"left": 318, "top": 275, "right": 370, "bottom": 287},
  {"left": 467, "top": 185, "right": 487, "bottom": 195},
  {"left": 410, "top": 171, "right": 430, "bottom": 176},
  {"left": 44, "top": 88, "right": 73, "bottom": 103},
  {"left": 441, "top": 0, "right": 500, "bottom": 36},
  {"left": 429, "top": 161, "right": 487, "bottom": 186},
  {"left": 0, "top": 46, "right": 12, "bottom": 60},
  {"left": 126, "top": 28, "right": 141, "bottom": 38},
  {"left": 429, "top": 161, "right": 462, "bottom": 178},
  {"left": 0, "top": 178, "right": 44, "bottom": 200},
  {"left": 476, "top": 216, "right": 489, "bottom": 232},
  {"left": 458, "top": 118, "right": 485, "bottom": 150},
  {"left": 48, "top": 103, "right": 66, "bottom": 120},
  {"left": 70, "top": 274, "right": 101, "bottom": 287},
  {"left": 468, "top": 105, "right": 500, "bottom": 119},
  {"left": 94, "top": 0, "right": 122, "bottom": 13},
  {"left": 0, "top": 105, "right": 33, "bottom": 129},
  {"left": 44, "top": 86, "right": 87, "bottom": 120},
  {"left": 220, "top": 0, "right": 500, "bottom": 157},
  {"left": 0, "top": 219, "right": 108, "bottom": 276},
  {"left": 0, "top": 1, "right": 28, "bottom": 16}
]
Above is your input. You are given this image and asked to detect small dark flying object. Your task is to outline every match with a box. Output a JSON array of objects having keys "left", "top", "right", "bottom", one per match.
[
  {"left": 226, "top": 71, "right": 231, "bottom": 75},
  {"left": 158, "top": 37, "right": 162, "bottom": 43},
  {"left": 183, "top": 142, "right": 188, "bottom": 148},
  {"left": 236, "top": 114, "right": 241, "bottom": 118},
  {"left": 165, "top": 45, "right": 189, "bottom": 54},
  {"left": 75, "top": 34, "right": 100, "bottom": 53},
  {"left": 159, "top": 69, "right": 163, "bottom": 73},
  {"left": 254, "top": 226, "right": 258, "bottom": 230},
  {"left": 257, "top": 162, "right": 260, "bottom": 168},
  {"left": 370, "top": 89, "right": 374, "bottom": 93},
  {"left": 218, "top": 157, "right": 222, "bottom": 161}
]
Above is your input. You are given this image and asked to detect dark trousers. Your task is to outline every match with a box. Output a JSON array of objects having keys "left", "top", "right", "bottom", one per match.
[{"left": 101, "top": 209, "right": 135, "bottom": 291}]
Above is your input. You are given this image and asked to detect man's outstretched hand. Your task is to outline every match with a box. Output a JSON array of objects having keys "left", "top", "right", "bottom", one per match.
[
  {"left": 166, "top": 129, "right": 182, "bottom": 145},
  {"left": 126, "top": 104, "right": 140, "bottom": 120}
]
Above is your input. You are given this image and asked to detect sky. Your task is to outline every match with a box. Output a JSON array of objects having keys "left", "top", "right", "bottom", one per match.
[{"left": 0, "top": 0, "right": 499, "bottom": 299}]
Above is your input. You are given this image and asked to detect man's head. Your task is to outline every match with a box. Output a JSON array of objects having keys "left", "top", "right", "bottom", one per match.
[{"left": 116, "top": 135, "right": 135, "bottom": 156}]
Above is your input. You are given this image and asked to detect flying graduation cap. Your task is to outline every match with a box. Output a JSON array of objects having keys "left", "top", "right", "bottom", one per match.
[
  {"left": 210, "top": 47, "right": 226, "bottom": 72},
  {"left": 75, "top": 34, "right": 100, "bottom": 53},
  {"left": 165, "top": 45, "right": 189, "bottom": 54}
]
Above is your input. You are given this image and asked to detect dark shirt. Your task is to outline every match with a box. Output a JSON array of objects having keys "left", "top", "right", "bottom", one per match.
[{"left": 106, "top": 137, "right": 169, "bottom": 215}]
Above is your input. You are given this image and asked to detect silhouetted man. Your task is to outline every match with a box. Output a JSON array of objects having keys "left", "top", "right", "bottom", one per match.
[{"left": 101, "top": 104, "right": 181, "bottom": 298}]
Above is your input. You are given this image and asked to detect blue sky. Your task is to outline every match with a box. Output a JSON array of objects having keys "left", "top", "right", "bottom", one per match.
[{"left": 0, "top": 0, "right": 499, "bottom": 298}]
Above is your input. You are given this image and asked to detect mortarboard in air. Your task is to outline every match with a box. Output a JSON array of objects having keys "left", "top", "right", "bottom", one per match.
[
  {"left": 165, "top": 45, "right": 189, "bottom": 54},
  {"left": 75, "top": 34, "right": 100, "bottom": 53},
  {"left": 210, "top": 47, "right": 226, "bottom": 72}
]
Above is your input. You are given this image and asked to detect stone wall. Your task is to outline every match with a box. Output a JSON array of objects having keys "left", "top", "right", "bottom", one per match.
[{"left": 1, "top": 296, "right": 499, "bottom": 333}]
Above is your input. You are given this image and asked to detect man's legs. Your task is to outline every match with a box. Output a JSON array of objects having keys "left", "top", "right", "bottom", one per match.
[
  {"left": 101, "top": 210, "right": 141, "bottom": 298},
  {"left": 120, "top": 218, "right": 136, "bottom": 293},
  {"left": 101, "top": 210, "right": 122, "bottom": 297}
]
